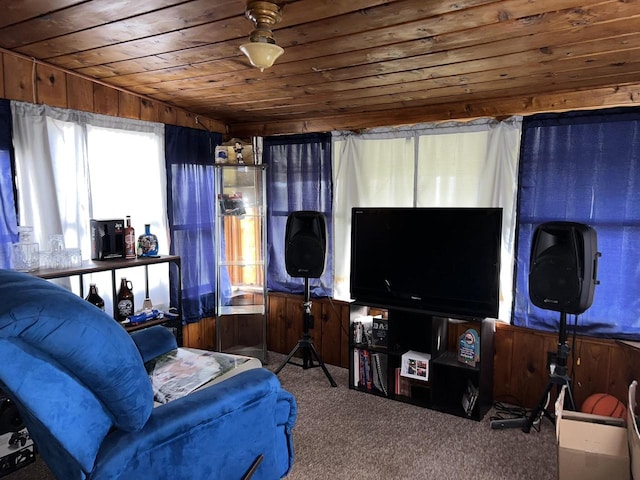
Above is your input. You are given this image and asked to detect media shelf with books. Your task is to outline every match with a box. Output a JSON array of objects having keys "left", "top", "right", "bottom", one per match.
[{"left": 349, "top": 302, "right": 494, "bottom": 421}]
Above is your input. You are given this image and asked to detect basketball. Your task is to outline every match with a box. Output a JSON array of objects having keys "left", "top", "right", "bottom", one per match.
[{"left": 581, "top": 393, "right": 627, "bottom": 419}]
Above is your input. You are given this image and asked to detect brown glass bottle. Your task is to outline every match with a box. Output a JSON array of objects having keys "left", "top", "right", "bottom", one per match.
[
  {"left": 124, "top": 216, "right": 136, "bottom": 259},
  {"left": 85, "top": 283, "right": 105, "bottom": 311},
  {"left": 116, "top": 278, "right": 134, "bottom": 322}
]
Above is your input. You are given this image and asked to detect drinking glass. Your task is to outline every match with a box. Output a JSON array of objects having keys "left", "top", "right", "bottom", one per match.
[
  {"left": 12, "top": 243, "right": 39, "bottom": 272},
  {"left": 48, "top": 234, "right": 67, "bottom": 268},
  {"left": 17, "top": 226, "right": 34, "bottom": 243},
  {"left": 48, "top": 234, "right": 66, "bottom": 253},
  {"left": 66, "top": 248, "right": 82, "bottom": 267}
]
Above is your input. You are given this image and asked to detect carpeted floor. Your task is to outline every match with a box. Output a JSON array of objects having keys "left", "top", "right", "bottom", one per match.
[
  {"left": 271, "top": 352, "right": 557, "bottom": 480},
  {"left": 7, "top": 351, "right": 557, "bottom": 479}
]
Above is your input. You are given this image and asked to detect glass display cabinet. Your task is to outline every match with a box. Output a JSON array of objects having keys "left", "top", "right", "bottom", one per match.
[{"left": 214, "top": 164, "right": 268, "bottom": 363}]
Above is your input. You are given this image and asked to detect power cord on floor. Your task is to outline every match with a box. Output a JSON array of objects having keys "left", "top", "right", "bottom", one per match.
[{"left": 490, "top": 392, "right": 551, "bottom": 433}]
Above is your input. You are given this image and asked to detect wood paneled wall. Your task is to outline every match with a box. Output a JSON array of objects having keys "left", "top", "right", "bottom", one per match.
[
  {"left": 183, "top": 293, "right": 640, "bottom": 409},
  {"left": 495, "top": 322, "right": 640, "bottom": 410},
  {"left": 0, "top": 51, "right": 226, "bottom": 133}
]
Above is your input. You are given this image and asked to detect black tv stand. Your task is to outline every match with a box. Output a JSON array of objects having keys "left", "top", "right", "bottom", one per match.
[{"left": 349, "top": 303, "right": 494, "bottom": 421}]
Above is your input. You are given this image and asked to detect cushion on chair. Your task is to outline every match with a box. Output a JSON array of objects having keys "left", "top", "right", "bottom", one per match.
[
  {"left": 0, "top": 269, "right": 153, "bottom": 431},
  {"left": 130, "top": 325, "right": 178, "bottom": 363}
]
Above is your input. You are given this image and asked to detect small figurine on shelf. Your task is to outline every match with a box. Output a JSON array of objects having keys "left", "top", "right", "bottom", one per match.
[
  {"left": 234, "top": 141, "right": 245, "bottom": 164},
  {"left": 137, "top": 224, "right": 159, "bottom": 257}
]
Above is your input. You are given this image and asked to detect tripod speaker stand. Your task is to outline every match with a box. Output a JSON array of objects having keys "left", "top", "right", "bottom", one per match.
[
  {"left": 491, "top": 221, "right": 599, "bottom": 432},
  {"left": 273, "top": 277, "right": 337, "bottom": 387},
  {"left": 274, "top": 211, "right": 336, "bottom": 386},
  {"left": 522, "top": 311, "right": 575, "bottom": 432}
]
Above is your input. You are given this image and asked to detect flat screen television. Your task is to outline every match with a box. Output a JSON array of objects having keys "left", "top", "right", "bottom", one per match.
[{"left": 350, "top": 207, "right": 502, "bottom": 319}]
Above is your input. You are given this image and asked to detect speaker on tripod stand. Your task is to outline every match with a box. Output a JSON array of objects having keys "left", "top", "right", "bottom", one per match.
[
  {"left": 523, "top": 221, "right": 600, "bottom": 432},
  {"left": 273, "top": 211, "right": 337, "bottom": 387},
  {"left": 491, "top": 221, "right": 600, "bottom": 431}
]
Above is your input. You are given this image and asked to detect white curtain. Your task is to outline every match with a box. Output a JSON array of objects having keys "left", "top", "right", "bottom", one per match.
[
  {"left": 11, "top": 103, "right": 88, "bottom": 250},
  {"left": 11, "top": 101, "right": 169, "bottom": 312},
  {"left": 332, "top": 117, "right": 522, "bottom": 322}
]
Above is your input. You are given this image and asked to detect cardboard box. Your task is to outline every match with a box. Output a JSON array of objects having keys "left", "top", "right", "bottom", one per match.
[
  {"left": 90, "top": 219, "right": 125, "bottom": 260},
  {"left": 555, "top": 385, "right": 629, "bottom": 480}
]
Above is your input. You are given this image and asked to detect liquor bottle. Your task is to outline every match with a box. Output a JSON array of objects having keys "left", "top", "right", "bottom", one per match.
[
  {"left": 85, "top": 284, "right": 105, "bottom": 311},
  {"left": 116, "top": 278, "right": 134, "bottom": 322},
  {"left": 137, "top": 224, "right": 159, "bottom": 257},
  {"left": 101, "top": 224, "right": 111, "bottom": 253},
  {"left": 124, "top": 216, "right": 136, "bottom": 259}
]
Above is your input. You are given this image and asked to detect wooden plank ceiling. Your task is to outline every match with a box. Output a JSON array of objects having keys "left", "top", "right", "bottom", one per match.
[{"left": 1, "top": 0, "right": 640, "bottom": 137}]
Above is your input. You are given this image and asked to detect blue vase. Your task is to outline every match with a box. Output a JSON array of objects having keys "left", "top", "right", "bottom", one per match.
[{"left": 137, "top": 224, "right": 158, "bottom": 257}]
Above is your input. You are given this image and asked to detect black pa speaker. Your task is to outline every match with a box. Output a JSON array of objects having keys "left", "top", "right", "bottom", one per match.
[
  {"left": 528, "top": 222, "right": 599, "bottom": 314},
  {"left": 285, "top": 211, "right": 327, "bottom": 278}
]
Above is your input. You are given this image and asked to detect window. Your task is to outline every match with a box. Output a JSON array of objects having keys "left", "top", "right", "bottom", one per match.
[
  {"left": 11, "top": 101, "right": 168, "bottom": 313},
  {"left": 264, "top": 133, "right": 333, "bottom": 297},
  {"left": 164, "top": 125, "right": 221, "bottom": 323},
  {"left": 332, "top": 118, "right": 522, "bottom": 322},
  {"left": 514, "top": 108, "right": 640, "bottom": 339}
]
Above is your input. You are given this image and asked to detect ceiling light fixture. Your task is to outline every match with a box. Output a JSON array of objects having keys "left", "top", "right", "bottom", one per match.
[{"left": 239, "top": 1, "right": 284, "bottom": 72}]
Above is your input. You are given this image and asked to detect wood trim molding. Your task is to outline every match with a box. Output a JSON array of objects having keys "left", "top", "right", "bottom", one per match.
[{"left": 0, "top": 49, "right": 227, "bottom": 134}]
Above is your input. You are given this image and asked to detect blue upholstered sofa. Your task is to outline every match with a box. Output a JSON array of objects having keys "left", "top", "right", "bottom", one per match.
[{"left": 0, "top": 269, "right": 297, "bottom": 479}]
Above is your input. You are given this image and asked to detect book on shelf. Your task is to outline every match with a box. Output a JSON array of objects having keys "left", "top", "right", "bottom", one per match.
[
  {"left": 363, "top": 349, "right": 372, "bottom": 390},
  {"left": 461, "top": 378, "right": 479, "bottom": 417},
  {"left": 394, "top": 367, "right": 412, "bottom": 397},
  {"left": 371, "top": 352, "right": 388, "bottom": 396},
  {"left": 353, "top": 349, "right": 359, "bottom": 386},
  {"left": 371, "top": 317, "right": 388, "bottom": 347},
  {"left": 355, "top": 348, "right": 373, "bottom": 390},
  {"left": 353, "top": 315, "right": 374, "bottom": 344}
]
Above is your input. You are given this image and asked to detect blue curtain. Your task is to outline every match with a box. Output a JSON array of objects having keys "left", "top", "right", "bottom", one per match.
[
  {"left": 263, "top": 133, "right": 333, "bottom": 297},
  {"left": 0, "top": 100, "right": 18, "bottom": 269},
  {"left": 165, "top": 125, "right": 222, "bottom": 323},
  {"left": 514, "top": 108, "right": 640, "bottom": 339}
]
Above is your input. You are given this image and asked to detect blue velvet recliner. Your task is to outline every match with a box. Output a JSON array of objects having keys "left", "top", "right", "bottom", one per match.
[{"left": 0, "top": 269, "right": 297, "bottom": 479}]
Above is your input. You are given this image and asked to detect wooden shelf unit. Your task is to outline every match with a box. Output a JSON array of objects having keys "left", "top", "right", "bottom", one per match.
[
  {"left": 34, "top": 255, "right": 183, "bottom": 345},
  {"left": 349, "top": 302, "right": 494, "bottom": 421}
]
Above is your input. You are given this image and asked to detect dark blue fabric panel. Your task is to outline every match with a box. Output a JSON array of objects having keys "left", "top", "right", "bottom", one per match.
[
  {"left": 0, "top": 100, "right": 12, "bottom": 150},
  {"left": 515, "top": 108, "right": 640, "bottom": 339},
  {"left": 0, "top": 100, "right": 17, "bottom": 269},
  {"left": 165, "top": 125, "right": 221, "bottom": 323},
  {"left": 264, "top": 133, "right": 333, "bottom": 297}
]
